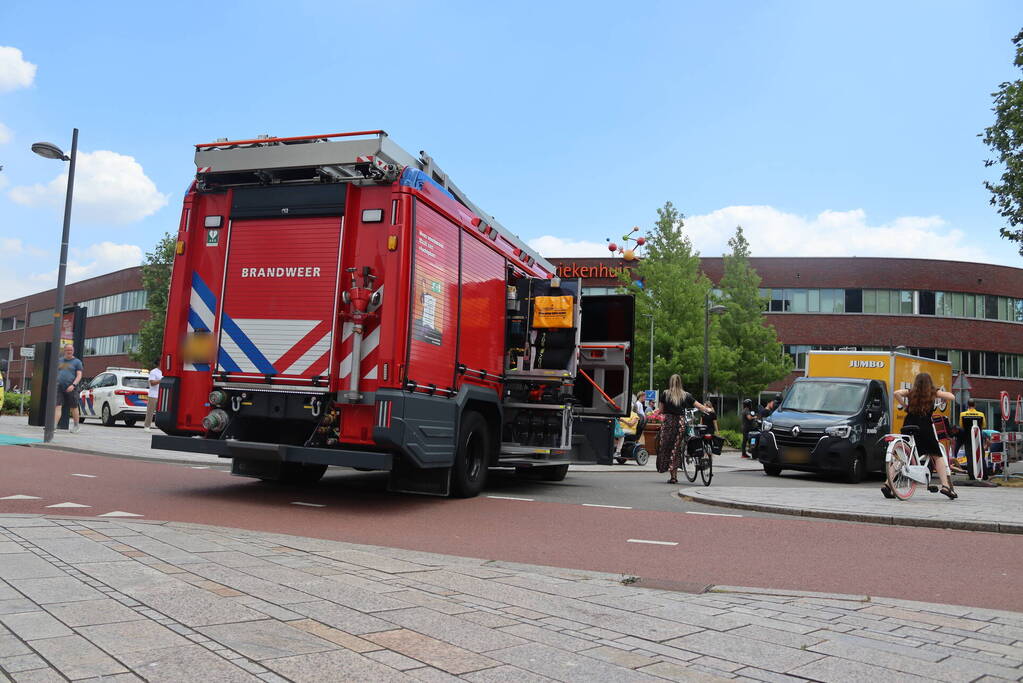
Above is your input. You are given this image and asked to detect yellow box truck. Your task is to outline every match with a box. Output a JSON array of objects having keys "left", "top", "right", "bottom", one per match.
[{"left": 755, "top": 351, "right": 952, "bottom": 482}]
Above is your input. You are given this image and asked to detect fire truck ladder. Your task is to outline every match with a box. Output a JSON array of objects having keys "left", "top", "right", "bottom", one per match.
[{"left": 194, "top": 130, "right": 551, "bottom": 271}]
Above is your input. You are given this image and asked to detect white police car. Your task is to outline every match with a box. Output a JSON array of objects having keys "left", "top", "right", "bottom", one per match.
[{"left": 78, "top": 367, "right": 149, "bottom": 427}]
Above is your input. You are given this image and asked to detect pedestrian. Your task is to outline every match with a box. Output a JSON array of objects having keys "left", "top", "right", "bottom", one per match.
[
  {"left": 144, "top": 363, "right": 163, "bottom": 432},
  {"left": 759, "top": 393, "right": 782, "bottom": 419},
  {"left": 656, "top": 374, "right": 712, "bottom": 484},
  {"left": 54, "top": 344, "right": 83, "bottom": 433},
  {"left": 885, "top": 373, "right": 958, "bottom": 500},
  {"left": 741, "top": 398, "right": 759, "bottom": 458},
  {"left": 634, "top": 392, "right": 646, "bottom": 417}
]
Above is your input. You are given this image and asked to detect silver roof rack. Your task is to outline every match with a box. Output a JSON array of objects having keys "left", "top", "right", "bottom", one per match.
[{"left": 194, "top": 130, "right": 551, "bottom": 272}]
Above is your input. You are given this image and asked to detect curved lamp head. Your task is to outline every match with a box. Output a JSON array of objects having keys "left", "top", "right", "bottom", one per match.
[
  {"left": 31, "top": 142, "right": 69, "bottom": 161},
  {"left": 709, "top": 304, "right": 727, "bottom": 315}
]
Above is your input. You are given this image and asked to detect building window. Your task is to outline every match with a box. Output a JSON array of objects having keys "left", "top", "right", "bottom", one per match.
[
  {"left": 28, "top": 308, "right": 54, "bottom": 327},
  {"left": 77, "top": 290, "right": 147, "bottom": 317},
  {"left": 919, "top": 290, "right": 935, "bottom": 315},
  {"left": 83, "top": 334, "right": 140, "bottom": 357},
  {"left": 844, "top": 289, "right": 862, "bottom": 313},
  {"left": 790, "top": 289, "right": 808, "bottom": 313}
]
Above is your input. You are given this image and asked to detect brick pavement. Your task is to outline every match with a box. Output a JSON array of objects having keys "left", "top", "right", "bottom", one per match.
[
  {"left": 680, "top": 485, "right": 1023, "bottom": 534},
  {"left": 1, "top": 515, "right": 1021, "bottom": 681}
]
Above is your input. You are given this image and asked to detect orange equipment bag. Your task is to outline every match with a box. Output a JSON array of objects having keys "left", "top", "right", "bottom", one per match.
[{"left": 532, "top": 295, "right": 574, "bottom": 328}]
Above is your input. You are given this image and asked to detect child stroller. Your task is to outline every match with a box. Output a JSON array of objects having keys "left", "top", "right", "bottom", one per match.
[{"left": 616, "top": 414, "right": 650, "bottom": 466}]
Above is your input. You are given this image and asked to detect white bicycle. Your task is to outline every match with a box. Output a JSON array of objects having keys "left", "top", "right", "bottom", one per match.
[{"left": 883, "top": 425, "right": 956, "bottom": 500}]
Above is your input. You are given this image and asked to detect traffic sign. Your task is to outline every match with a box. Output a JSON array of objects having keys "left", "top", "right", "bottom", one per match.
[
  {"left": 952, "top": 373, "right": 972, "bottom": 391},
  {"left": 1001, "top": 391, "right": 1011, "bottom": 421},
  {"left": 19, "top": 347, "right": 34, "bottom": 359}
]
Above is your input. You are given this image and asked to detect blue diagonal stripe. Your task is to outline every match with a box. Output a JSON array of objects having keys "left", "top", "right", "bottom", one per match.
[
  {"left": 188, "top": 308, "right": 210, "bottom": 333},
  {"left": 221, "top": 313, "right": 276, "bottom": 375},
  {"left": 217, "top": 347, "right": 241, "bottom": 373},
  {"left": 192, "top": 362, "right": 211, "bottom": 372},
  {"left": 191, "top": 271, "right": 217, "bottom": 313}
]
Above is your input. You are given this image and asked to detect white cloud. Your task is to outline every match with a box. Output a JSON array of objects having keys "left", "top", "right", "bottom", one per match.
[
  {"left": 0, "top": 121, "right": 11, "bottom": 144},
  {"left": 0, "top": 46, "right": 36, "bottom": 93},
  {"left": 528, "top": 234, "right": 615, "bottom": 257},
  {"left": 9, "top": 150, "right": 169, "bottom": 224},
  {"left": 683, "top": 205, "right": 997, "bottom": 263},
  {"left": 1, "top": 237, "right": 47, "bottom": 258},
  {"left": 30, "top": 241, "right": 143, "bottom": 287}
]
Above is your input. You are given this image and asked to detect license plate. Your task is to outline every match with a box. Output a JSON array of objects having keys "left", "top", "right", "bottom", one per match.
[{"left": 782, "top": 447, "right": 811, "bottom": 464}]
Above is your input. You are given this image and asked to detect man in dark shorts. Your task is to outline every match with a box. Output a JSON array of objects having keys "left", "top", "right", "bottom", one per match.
[
  {"left": 741, "top": 398, "right": 760, "bottom": 458},
  {"left": 55, "top": 344, "right": 84, "bottom": 433}
]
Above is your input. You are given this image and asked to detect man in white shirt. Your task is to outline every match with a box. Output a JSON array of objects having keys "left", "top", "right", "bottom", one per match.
[{"left": 144, "top": 365, "right": 163, "bottom": 431}]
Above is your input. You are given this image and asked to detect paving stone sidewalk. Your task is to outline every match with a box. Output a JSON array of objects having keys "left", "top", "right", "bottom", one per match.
[
  {"left": 2, "top": 515, "right": 1022, "bottom": 682},
  {"left": 680, "top": 485, "right": 1023, "bottom": 534}
]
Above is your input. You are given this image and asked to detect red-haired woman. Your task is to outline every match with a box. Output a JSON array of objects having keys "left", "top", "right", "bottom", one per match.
[{"left": 890, "top": 373, "right": 958, "bottom": 500}]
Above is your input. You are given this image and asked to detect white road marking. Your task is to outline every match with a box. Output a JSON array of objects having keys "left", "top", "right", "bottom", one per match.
[
  {"left": 0, "top": 495, "right": 41, "bottom": 500},
  {"left": 71, "top": 473, "right": 97, "bottom": 478},
  {"left": 627, "top": 539, "right": 678, "bottom": 546},
  {"left": 190, "top": 466, "right": 210, "bottom": 469},
  {"left": 291, "top": 502, "right": 326, "bottom": 508},
  {"left": 98, "top": 511, "right": 143, "bottom": 517},
  {"left": 486, "top": 496, "right": 534, "bottom": 502},
  {"left": 45, "top": 502, "right": 91, "bottom": 508},
  {"left": 685, "top": 511, "right": 743, "bottom": 518},
  {"left": 582, "top": 503, "right": 633, "bottom": 509}
]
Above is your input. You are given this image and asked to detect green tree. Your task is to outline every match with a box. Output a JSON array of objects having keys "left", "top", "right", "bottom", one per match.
[
  {"left": 715, "top": 226, "right": 792, "bottom": 399},
  {"left": 130, "top": 232, "right": 176, "bottom": 369},
  {"left": 982, "top": 29, "right": 1023, "bottom": 256},
  {"left": 623, "top": 202, "right": 732, "bottom": 398}
]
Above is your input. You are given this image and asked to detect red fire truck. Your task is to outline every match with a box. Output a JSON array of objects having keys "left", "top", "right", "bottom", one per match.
[{"left": 153, "top": 130, "right": 634, "bottom": 496}]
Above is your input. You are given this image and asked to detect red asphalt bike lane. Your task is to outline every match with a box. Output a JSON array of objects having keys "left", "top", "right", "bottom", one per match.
[{"left": 2, "top": 445, "right": 1020, "bottom": 612}]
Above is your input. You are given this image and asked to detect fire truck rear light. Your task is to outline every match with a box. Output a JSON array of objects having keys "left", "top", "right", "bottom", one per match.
[
  {"left": 204, "top": 215, "right": 222, "bottom": 228},
  {"left": 383, "top": 363, "right": 389, "bottom": 381},
  {"left": 387, "top": 235, "right": 398, "bottom": 251},
  {"left": 362, "top": 209, "right": 384, "bottom": 223}
]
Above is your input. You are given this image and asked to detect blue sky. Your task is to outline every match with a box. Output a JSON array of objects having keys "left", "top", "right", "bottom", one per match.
[{"left": 1, "top": 0, "right": 1021, "bottom": 299}]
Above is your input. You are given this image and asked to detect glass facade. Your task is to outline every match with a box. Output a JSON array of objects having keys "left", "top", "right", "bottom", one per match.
[
  {"left": 78, "top": 290, "right": 147, "bottom": 317},
  {"left": 83, "top": 334, "right": 139, "bottom": 357},
  {"left": 760, "top": 288, "right": 1023, "bottom": 323},
  {"left": 28, "top": 308, "right": 54, "bottom": 327}
]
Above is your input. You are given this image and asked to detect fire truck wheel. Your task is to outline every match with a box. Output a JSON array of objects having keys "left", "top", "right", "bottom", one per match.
[{"left": 451, "top": 411, "right": 490, "bottom": 498}]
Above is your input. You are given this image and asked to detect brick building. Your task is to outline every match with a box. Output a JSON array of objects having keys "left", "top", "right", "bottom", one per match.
[
  {"left": 550, "top": 256, "right": 1023, "bottom": 422},
  {"left": 0, "top": 267, "right": 148, "bottom": 389}
]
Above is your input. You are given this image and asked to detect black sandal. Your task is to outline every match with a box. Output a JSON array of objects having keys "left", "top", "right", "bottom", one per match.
[
  {"left": 880, "top": 485, "right": 895, "bottom": 499},
  {"left": 940, "top": 486, "right": 958, "bottom": 500},
  {"left": 668, "top": 477, "right": 678, "bottom": 484}
]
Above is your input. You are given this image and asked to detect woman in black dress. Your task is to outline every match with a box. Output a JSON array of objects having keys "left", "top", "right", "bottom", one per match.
[
  {"left": 889, "top": 372, "right": 958, "bottom": 499},
  {"left": 657, "top": 374, "right": 713, "bottom": 484}
]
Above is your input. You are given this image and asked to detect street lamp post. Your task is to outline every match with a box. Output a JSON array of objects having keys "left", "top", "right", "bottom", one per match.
[
  {"left": 702, "top": 292, "right": 726, "bottom": 404},
  {"left": 642, "top": 313, "right": 654, "bottom": 392},
  {"left": 34, "top": 130, "right": 79, "bottom": 443}
]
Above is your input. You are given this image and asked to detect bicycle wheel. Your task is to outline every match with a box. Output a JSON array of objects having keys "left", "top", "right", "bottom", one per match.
[
  {"left": 681, "top": 446, "right": 698, "bottom": 482},
  {"left": 885, "top": 439, "right": 917, "bottom": 500},
  {"left": 699, "top": 445, "right": 713, "bottom": 486}
]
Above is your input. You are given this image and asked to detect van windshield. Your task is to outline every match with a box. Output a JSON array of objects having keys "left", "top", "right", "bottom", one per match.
[{"left": 781, "top": 382, "right": 866, "bottom": 415}]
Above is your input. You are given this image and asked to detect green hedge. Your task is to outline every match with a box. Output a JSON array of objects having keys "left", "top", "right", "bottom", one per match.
[
  {"left": 718, "top": 429, "right": 743, "bottom": 449},
  {"left": 2, "top": 393, "right": 29, "bottom": 414}
]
